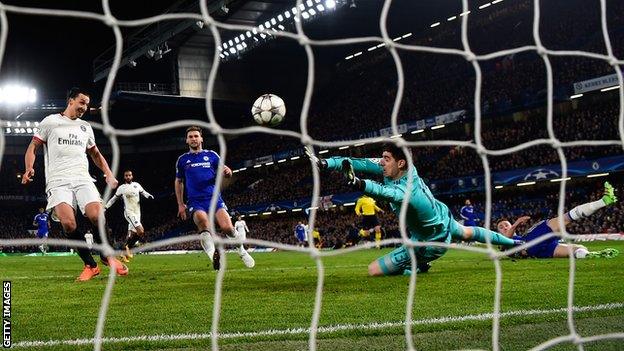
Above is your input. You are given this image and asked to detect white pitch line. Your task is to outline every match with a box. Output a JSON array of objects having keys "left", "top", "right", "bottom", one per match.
[{"left": 12, "top": 302, "right": 624, "bottom": 348}]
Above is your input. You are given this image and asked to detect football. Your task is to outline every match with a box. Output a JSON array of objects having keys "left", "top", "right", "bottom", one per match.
[{"left": 251, "top": 93, "right": 286, "bottom": 127}]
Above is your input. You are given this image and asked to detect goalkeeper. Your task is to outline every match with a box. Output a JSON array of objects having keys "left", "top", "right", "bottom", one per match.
[{"left": 310, "top": 144, "right": 519, "bottom": 276}]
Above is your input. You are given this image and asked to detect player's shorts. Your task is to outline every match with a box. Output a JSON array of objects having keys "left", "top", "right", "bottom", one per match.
[
  {"left": 362, "top": 215, "right": 379, "bottom": 229},
  {"left": 524, "top": 220, "right": 559, "bottom": 258},
  {"left": 37, "top": 230, "right": 48, "bottom": 239},
  {"left": 296, "top": 232, "right": 307, "bottom": 242},
  {"left": 124, "top": 211, "right": 142, "bottom": 231},
  {"left": 46, "top": 180, "right": 101, "bottom": 215},
  {"left": 187, "top": 196, "right": 227, "bottom": 215}
]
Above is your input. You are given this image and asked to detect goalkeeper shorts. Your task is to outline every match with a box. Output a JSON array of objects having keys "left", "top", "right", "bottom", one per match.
[{"left": 376, "top": 233, "right": 451, "bottom": 275}]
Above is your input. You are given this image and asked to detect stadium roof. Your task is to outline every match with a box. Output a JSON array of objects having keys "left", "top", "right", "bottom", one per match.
[{"left": 92, "top": 0, "right": 471, "bottom": 81}]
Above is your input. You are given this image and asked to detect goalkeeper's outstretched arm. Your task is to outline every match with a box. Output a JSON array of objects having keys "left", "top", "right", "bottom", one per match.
[
  {"left": 362, "top": 180, "right": 405, "bottom": 204},
  {"left": 325, "top": 157, "right": 383, "bottom": 175}
]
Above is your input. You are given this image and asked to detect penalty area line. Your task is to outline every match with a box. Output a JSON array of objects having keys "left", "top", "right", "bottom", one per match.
[{"left": 12, "top": 302, "right": 624, "bottom": 348}]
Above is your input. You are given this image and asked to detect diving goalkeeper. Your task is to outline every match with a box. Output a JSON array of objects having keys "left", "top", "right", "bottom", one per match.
[{"left": 309, "top": 144, "right": 519, "bottom": 276}]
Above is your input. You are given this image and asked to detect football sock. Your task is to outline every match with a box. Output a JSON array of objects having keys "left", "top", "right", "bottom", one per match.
[
  {"left": 227, "top": 228, "right": 245, "bottom": 254},
  {"left": 68, "top": 229, "right": 97, "bottom": 267},
  {"left": 568, "top": 199, "right": 606, "bottom": 221},
  {"left": 574, "top": 247, "right": 589, "bottom": 259},
  {"left": 471, "top": 226, "right": 515, "bottom": 246},
  {"left": 125, "top": 232, "right": 139, "bottom": 249}
]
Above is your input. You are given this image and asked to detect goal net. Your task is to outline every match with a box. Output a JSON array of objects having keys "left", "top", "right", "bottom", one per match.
[{"left": 0, "top": 0, "right": 623, "bottom": 350}]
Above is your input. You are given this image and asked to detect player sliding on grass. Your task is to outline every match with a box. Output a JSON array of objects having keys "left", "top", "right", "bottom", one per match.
[
  {"left": 174, "top": 126, "right": 255, "bottom": 270},
  {"left": 309, "top": 144, "right": 520, "bottom": 276},
  {"left": 497, "top": 182, "right": 619, "bottom": 259}
]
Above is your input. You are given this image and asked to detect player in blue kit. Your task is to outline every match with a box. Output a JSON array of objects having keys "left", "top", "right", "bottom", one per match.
[
  {"left": 498, "top": 182, "right": 619, "bottom": 259},
  {"left": 294, "top": 221, "right": 308, "bottom": 247},
  {"left": 460, "top": 199, "right": 478, "bottom": 226},
  {"left": 175, "top": 126, "right": 255, "bottom": 270},
  {"left": 33, "top": 208, "right": 50, "bottom": 254},
  {"left": 309, "top": 144, "right": 520, "bottom": 276}
]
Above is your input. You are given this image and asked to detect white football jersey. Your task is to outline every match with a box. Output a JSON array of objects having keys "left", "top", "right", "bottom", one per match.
[
  {"left": 235, "top": 220, "right": 249, "bottom": 235},
  {"left": 114, "top": 182, "right": 147, "bottom": 214},
  {"left": 34, "top": 114, "right": 96, "bottom": 187}
]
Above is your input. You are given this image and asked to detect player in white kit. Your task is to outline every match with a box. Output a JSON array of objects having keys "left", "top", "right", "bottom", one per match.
[
  {"left": 105, "top": 170, "right": 153, "bottom": 261},
  {"left": 234, "top": 215, "right": 250, "bottom": 247},
  {"left": 22, "top": 87, "right": 128, "bottom": 281}
]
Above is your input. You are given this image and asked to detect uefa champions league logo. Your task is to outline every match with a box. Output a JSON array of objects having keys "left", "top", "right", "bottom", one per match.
[{"left": 524, "top": 168, "right": 559, "bottom": 181}]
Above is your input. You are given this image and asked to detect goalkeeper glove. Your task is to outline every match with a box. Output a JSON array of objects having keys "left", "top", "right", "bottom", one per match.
[{"left": 342, "top": 159, "right": 365, "bottom": 191}]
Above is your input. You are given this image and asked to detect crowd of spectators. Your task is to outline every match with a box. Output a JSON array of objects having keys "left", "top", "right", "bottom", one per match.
[
  {"left": 222, "top": 97, "right": 622, "bottom": 208},
  {"left": 2, "top": 97, "right": 621, "bottom": 220},
  {"left": 224, "top": 0, "right": 624, "bottom": 164}
]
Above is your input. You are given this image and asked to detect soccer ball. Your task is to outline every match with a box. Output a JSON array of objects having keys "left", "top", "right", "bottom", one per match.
[{"left": 251, "top": 94, "right": 286, "bottom": 127}]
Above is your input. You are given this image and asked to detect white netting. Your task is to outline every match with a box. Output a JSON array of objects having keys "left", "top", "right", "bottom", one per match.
[{"left": 0, "top": 0, "right": 623, "bottom": 350}]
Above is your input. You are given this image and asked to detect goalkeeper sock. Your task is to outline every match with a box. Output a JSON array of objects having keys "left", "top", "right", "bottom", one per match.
[
  {"left": 375, "top": 229, "right": 382, "bottom": 248},
  {"left": 471, "top": 227, "right": 515, "bottom": 246},
  {"left": 568, "top": 199, "right": 607, "bottom": 221},
  {"left": 68, "top": 230, "right": 97, "bottom": 267}
]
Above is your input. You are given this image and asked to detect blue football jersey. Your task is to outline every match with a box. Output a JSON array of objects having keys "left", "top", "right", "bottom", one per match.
[
  {"left": 34, "top": 213, "right": 49, "bottom": 234},
  {"left": 295, "top": 224, "right": 306, "bottom": 236},
  {"left": 176, "top": 150, "right": 221, "bottom": 200}
]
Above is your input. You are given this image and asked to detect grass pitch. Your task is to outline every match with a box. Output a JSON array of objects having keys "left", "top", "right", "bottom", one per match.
[{"left": 2, "top": 241, "right": 623, "bottom": 350}]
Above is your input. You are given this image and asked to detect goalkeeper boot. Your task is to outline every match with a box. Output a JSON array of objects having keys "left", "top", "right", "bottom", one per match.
[
  {"left": 238, "top": 246, "right": 255, "bottom": 268},
  {"left": 587, "top": 248, "right": 619, "bottom": 259},
  {"left": 417, "top": 262, "right": 431, "bottom": 273},
  {"left": 77, "top": 265, "right": 101, "bottom": 282},
  {"left": 602, "top": 182, "right": 617, "bottom": 206},
  {"left": 101, "top": 257, "right": 129, "bottom": 276}
]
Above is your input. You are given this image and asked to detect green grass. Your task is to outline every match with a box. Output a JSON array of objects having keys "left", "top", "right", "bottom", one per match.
[{"left": 2, "top": 242, "right": 624, "bottom": 350}]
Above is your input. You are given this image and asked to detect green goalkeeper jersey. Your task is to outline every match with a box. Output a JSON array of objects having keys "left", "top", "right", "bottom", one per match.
[{"left": 326, "top": 157, "right": 454, "bottom": 242}]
